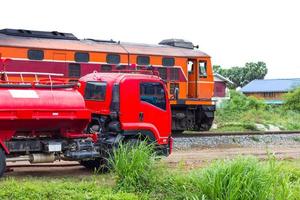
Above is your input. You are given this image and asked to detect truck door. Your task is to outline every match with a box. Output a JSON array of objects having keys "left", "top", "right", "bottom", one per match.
[
  {"left": 119, "top": 79, "right": 171, "bottom": 143},
  {"left": 187, "top": 59, "right": 198, "bottom": 98},
  {"left": 139, "top": 81, "right": 171, "bottom": 140}
]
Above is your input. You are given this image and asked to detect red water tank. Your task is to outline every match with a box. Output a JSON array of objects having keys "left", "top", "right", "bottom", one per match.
[{"left": 0, "top": 84, "right": 90, "bottom": 140}]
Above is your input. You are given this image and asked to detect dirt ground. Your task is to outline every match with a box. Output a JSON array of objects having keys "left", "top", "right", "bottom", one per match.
[
  {"left": 165, "top": 145, "right": 300, "bottom": 169},
  {"left": 5, "top": 145, "right": 300, "bottom": 177}
]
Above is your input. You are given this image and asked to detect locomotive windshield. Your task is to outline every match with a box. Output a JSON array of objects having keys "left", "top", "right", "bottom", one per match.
[{"left": 84, "top": 82, "right": 107, "bottom": 101}]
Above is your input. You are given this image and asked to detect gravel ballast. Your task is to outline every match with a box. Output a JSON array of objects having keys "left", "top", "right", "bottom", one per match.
[{"left": 173, "top": 134, "right": 300, "bottom": 150}]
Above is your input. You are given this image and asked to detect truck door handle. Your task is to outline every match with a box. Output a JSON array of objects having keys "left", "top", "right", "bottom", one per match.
[{"left": 139, "top": 112, "right": 144, "bottom": 121}]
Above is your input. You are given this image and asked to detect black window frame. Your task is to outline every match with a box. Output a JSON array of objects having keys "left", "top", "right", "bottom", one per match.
[
  {"left": 28, "top": 49, "right": 44, "bottom": 60},
  {"left": 75, "top": 52, "right": 89, "bottom": 62},
  {"left": 68, "top": 63, "right": 81, "bottom": 78},
  {"left": 140, "top": 82, "right": 167, "bottom": 110},
  {"left": 84, "top": 81, "right": 107, "bottom": 101},
  {"left": 162, "top": 57, "right": 175, "bottom": 66},
  {"left": 106, "top": 54, "right": 120, "bottom": 64},
  {"left": 137, "top": 55, "right": 150, "bottom": 65}
]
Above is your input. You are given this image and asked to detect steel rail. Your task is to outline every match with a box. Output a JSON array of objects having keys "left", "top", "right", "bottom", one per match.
[{"left": 172, "top": 130, "right": 300, "bottom": 138}]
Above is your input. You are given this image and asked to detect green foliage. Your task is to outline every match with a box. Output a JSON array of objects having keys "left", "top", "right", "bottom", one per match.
[
  {"left": 222, "top": 90, "right": 267, "bottom": 111},
  {"left": 284, "top": 87, "right": 300, "bottom": 111},
  {"left": 214, "top": 61, "right": 268, "bottom": 88},
  {"left": 109, "top": 141, "right": 157, "bottom": 193},
  {"left": 215, "top": 91, "right": 300, "bottom": 131}
]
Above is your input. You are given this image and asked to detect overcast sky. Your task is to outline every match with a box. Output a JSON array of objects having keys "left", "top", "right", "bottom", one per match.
[{"left": 1, "top": 0, "right": 299, "bottom": 78}]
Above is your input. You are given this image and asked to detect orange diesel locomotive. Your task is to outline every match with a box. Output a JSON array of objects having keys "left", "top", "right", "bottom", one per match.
[{"left": 0, "top": 29, "right": 215, "bottom": 132}]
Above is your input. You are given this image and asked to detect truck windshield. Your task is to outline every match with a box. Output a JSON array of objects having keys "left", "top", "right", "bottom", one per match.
[{"left": 84, "top": 82, "right": 107, "bottom": 101}]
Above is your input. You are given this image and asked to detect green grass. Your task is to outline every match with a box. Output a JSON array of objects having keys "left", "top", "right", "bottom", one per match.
[
  {"left": 0, "top": 177, "right": 139, "bottom": 200},
  {"left": 1, "top": 143, "right": 300, "bottom": 200},
  {"left": 110, "top": 143, "right": 300, "bottom": 200}
]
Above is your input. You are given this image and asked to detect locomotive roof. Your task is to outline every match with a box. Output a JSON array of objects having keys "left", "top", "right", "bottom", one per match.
[{"left": 0, "top": 32, "right": 209, "bottom": 58}]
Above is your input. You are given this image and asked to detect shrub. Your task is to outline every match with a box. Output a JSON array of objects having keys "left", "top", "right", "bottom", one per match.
[
  {"left": 284, "top": 87, "right": 300, "bottom": 111},
  {"left": 221, "top": 90, "right": 267, "bottom": 112}
]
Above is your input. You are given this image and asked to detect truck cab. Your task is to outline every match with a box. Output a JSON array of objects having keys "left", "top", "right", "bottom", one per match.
[{"left": 78, "top": 72, "right": 172, "bottom": 159}]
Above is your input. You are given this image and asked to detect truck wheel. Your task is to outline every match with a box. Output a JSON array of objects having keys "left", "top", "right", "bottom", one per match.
[
  {"left": 0, "top": 148, "right": 6, "bottom": 177},
  {"left": 80, "top": 158, "right": 109, "bottom": 173},
  {"left": 126, "top": 138, "right": 141, "bottom": 147}
]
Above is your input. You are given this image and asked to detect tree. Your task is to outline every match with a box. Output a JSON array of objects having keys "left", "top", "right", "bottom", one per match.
[{"left": 213, "top": 62, "right": 268, "bottom": 88}]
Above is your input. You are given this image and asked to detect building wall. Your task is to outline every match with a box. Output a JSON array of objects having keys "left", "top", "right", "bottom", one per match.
[
  {"left": 214, "top": 81, "right": 226, "bottom": 97},
  {"left": 244, "top": 92, "right": 287, "bottom": 100}
]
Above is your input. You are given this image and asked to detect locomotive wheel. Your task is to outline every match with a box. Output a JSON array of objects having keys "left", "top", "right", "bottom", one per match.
[
  {"left": 198, "top": 117, "right": 214, "bottom": 131},
  {"left": 80, "top": 158, "right": 109, "bottom": 173},
  {"left": 0, "top": 148, "right": 6, "bottom": 177}
]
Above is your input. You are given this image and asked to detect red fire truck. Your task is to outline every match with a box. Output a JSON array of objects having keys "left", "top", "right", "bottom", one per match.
[{"left": 0, "top": 69, "right": 172, "bottom": 177}]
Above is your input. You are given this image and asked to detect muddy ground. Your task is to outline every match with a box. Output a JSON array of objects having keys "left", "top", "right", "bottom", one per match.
[{"left": 5, "top": 145, "right": 300, "bottom": 178}]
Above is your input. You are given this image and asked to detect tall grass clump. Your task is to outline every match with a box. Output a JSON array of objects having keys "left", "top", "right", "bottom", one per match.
[
  {"left": 156, "top": 156, "right": 300, "bottom": 200},
  {"left": 194, "top": 157, "right": 273, "bottom": 200},
  {"left": 109, "top": 141, "right": 158, "bottom": 193}
]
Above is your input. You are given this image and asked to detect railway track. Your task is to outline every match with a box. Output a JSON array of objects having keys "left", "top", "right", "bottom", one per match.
[{"left": 172, "top": 130, "right": 300, "bottom": 138}]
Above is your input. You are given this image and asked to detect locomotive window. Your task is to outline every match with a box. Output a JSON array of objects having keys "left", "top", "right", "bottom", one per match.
[
  {"left": 199, "top": 61, "right": 207, "bottom": 77},
  {"left": 68, "top": 63, "right": 81, "bottom": 78},
  {"left": 170, "top": 68, "right": 179, "bottom": 81},
  {"left": 162, "top": 57, "right": 175, "bottom": 66},
  {"left": 157, "top": 67, "right": 167, "bottom": 80},
  {"left": 28, "top": 49, "right": 44, "bottom": 60},
  {"left": 140, "top": 82, "right": 166, "bottom": 110},
  {"left": 106, "top": 54, "right": 120, "bottom": 64},
  {"left": 101, "top": 64, "right": 112, "bottom": 72},
  {"left": 75, "top": 52, "right": 89, "bottom": 62},
  {"left": 137, "top": 56, "right": 150, "bottom": 65},
  {"left": 84, "top": 82, "right": 107, "bottom": 101},
  {"left": 188, "top": 61, "right": 194, "bottom": 73}
]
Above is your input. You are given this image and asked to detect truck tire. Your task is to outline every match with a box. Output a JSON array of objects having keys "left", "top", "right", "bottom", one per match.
[
  {"left": 80, "top": 158, "right": 109, "bottom": 173},
  {"left": 0, "top": 148, "right": 6, "bottom": 177}
]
